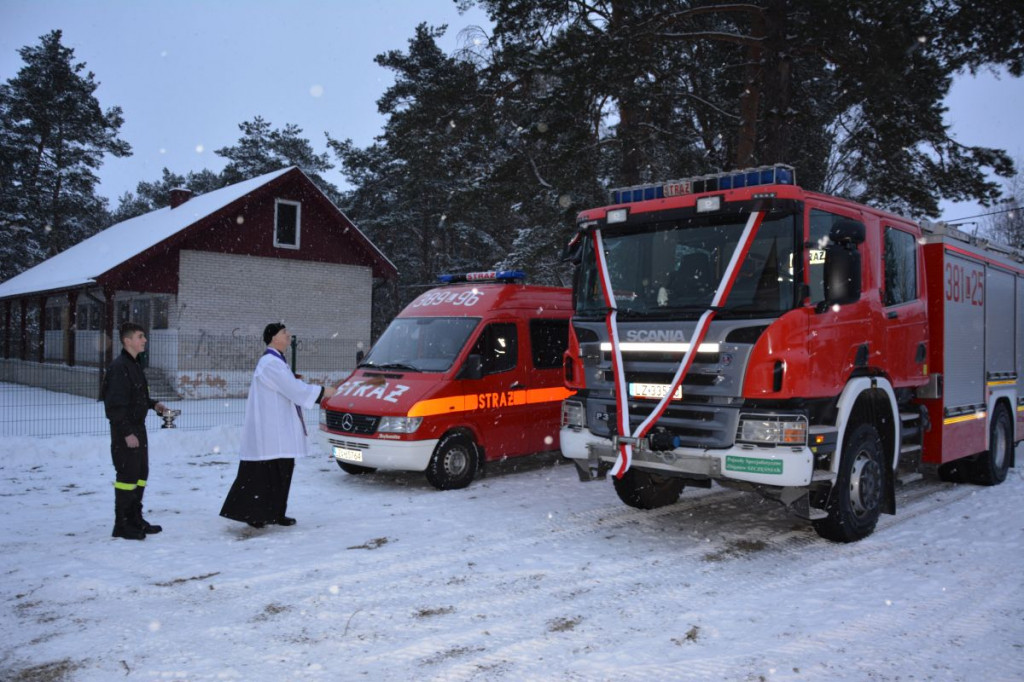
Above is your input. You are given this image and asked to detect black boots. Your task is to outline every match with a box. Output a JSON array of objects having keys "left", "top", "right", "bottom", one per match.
[
  {"left": 135, "top": 486, "right": 162, "bottom": 534},
  {"left": 112, "top": 488, "right": 145, "bottom": 540},
  {"left": 112, "top": 486, "right": 162, "bottom": 540}
]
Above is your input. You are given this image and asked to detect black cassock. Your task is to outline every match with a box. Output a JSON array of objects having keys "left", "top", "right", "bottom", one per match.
[{"left": 219, "top": 458, "right": 295, "bottom": 526}]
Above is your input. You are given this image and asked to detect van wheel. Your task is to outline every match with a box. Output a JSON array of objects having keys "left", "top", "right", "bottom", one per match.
[
  {"left": 971, "top": 404, "right": 1012, "bottom": 486},
  {"left": 612, "top": 468, "right": 685, "bottom": 509},
  {"left": 426, "top": 433, "right": 479, "bottom": 490},
  {"left": 813, "top": 422, "right": 884, "bottom": 543},
  {"left": 336, "top": 461, "right": 376, "bottom": 475}
]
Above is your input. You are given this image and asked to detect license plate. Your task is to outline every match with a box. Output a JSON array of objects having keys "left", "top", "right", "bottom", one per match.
[
  {"left": 629, "top": 383, "right": 682, "bottom": 400},
  {"left": 333, "top": 446, "right": 363, "bottom": 462}
]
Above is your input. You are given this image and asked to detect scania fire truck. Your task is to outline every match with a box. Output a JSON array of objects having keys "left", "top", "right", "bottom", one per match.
[{"left": 559, "top": 165, "right": 1023, "bottom": 542}]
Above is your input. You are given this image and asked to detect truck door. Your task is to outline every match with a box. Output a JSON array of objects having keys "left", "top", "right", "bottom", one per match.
[
  {"left": 806, "top": 207, "right": 873, "bottom": 393},
  {"left": 881, "top": 224, "right": 928, "bottom": 388},
  {"left": 462, "top": 320, "right": 527, "bottom": 458}
]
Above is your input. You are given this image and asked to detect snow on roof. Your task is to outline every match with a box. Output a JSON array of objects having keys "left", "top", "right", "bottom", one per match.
[{"left": 0, "top": 167, "right": 293, "bottom": 300}]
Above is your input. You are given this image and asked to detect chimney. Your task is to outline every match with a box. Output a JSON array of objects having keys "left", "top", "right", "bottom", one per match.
[{"left": 169, "top": 187, "right": 193, "bottom": 208}]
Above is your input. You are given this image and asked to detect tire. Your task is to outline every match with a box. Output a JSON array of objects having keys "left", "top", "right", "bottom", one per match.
[
  {"left": 425, "top": 432, "right": 479, "bottom": 490},
  {"left": 336, "top": 460, "right": 376, "bottom": 475},
  {"left": 813, "top": 422, "right": 885, "bottom": 543},
  {"left": 612, "top": 468, "right": 685, "bottom": 510},
  {"left": 971, "top": 404, "right": 1012, "bottom": 486}
]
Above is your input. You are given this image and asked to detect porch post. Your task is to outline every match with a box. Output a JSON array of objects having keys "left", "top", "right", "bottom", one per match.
[
  {"left": 36, "top": 296, "right": 46, "bottom": 363},
  {"left": 66, "top": 291, "right": 78, "bottom": 367},
  {"left": 2, "top": 300, "right": 10, "bottom": 359},
  {"left": 19, "top": 299, "right": 28, "bottom": 361}
]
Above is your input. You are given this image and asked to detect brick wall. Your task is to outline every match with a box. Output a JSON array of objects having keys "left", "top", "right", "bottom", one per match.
[{"left": 178, "top": 250, "right": 372, "bottom": 340}]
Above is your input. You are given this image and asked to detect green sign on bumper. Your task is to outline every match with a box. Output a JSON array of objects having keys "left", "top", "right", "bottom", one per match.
[{"left": 725, "top": 456, "right": 783, "bottom": 475}]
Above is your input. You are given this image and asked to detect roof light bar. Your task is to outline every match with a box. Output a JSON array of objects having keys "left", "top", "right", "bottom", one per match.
[
  {"left": 610, "top": 164, "right": 796, "bottom": 205},
  {"left": 438, "top": 270, "right": 526, "bottom": 284}
]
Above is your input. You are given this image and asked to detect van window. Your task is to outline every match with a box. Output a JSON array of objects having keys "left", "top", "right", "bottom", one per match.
[
  {"left": 530, "top": 319, "right": 569, "bottom": 369},
  {"left": 363, "top": 317, "right": 479, "bottom": 372},
  {"left": 470, "top": 322, "right": 518, "bottom": 375}
]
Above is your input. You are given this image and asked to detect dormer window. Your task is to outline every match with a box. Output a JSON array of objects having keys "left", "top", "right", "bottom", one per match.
[{"left": 274, "top": 199, "right": 301, "bottom": 249}]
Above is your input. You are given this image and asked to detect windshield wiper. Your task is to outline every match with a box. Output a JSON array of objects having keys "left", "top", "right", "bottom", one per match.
[{"left": 369, "top": 362, "right": 421, "bottom": 372}]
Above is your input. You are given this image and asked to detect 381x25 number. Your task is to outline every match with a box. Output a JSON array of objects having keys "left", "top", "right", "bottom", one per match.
[{"left": 944, "top": 262, "right": 983, "bottom": 306}]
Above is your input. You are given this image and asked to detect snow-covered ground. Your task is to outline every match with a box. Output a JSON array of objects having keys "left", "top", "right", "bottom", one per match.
[{"left": 1, "top": 420, "right": 1022, "bottom": 681}]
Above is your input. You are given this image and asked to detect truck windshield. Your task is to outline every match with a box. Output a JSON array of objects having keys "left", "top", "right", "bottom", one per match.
[
  {"left": 360, "top": 317, "right": 480, "bottom": 372},
  {"left": 576, "top": 212, "right": 800, "bottom": 319}
]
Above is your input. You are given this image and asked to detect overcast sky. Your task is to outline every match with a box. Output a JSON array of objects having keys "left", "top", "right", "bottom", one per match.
[{"left": 1, "top": 0, "right": 1021, "bottom": 225}]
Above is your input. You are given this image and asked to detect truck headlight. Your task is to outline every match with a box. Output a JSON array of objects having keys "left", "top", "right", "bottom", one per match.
[
  {"left": 377, "top": 416, "right": 423, "bottom": 434},
  {"left": 737, "top": 415, "right": 807, "bottom": 446},
  {"left": 319, "top": 407, "right": 327, "bottom": 426},
  {"left": 561, "top": 400, "right": 586, "bottom": 430}
]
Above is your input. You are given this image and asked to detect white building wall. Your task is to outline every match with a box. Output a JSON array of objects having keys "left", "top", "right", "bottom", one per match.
[{"left": 177, "top": 250, "right": 372, "bottom": 340}]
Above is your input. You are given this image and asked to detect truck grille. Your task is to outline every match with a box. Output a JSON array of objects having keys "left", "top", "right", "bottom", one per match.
[{"left": 324, "top": 411, "right": 380, "bottom": 435}]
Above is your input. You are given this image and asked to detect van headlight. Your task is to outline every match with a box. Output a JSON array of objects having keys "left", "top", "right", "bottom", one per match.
[
  {"left": 377, "top": 416, "right": 423, "bottom": 434},
  {"left": 737, "top": 415, "right": 807, "bottom": 446},
  {"left": 561, "top": 400, "right": 586, "bottom": 430}
]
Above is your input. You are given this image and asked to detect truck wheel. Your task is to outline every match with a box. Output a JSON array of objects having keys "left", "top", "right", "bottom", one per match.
[
  {"left": 813, "top": 422, "right": 884, "bottom": 543},
  {"left": 336, "top": 461, "right": 376, "bottom": 475},
  {"left": 612, "top": 468, "right": 685, "bottom": 510},
  {"left": 971, "top": 404, "right": 1012, "bottom": 486},
  {"left": 425, "top": 433, "right": 479, "bottom": 490}
]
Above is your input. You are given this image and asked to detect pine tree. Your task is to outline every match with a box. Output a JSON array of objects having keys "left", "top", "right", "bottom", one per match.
[
  {"left": 216, "top": 117, "right": 342, "bottom": 204},
  {"left": 330, "top": 23, "right": 505, "bottom": 322},
  {"left": 109, "top": 168, "right": 223, "bottom": 224},
  {"left": 461, "top": 0, "right": 1022, "bottom": 217},
  {"left": 0, "top": 29, "right": 130, "bottom": 282},
  {"left": 986, "top": 164, "right": 1024, "bottom": 250}
]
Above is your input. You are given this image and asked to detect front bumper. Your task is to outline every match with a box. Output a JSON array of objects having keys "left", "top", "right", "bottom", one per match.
[
  {"left": 560, "top": 427, "right": 814, "bottom": 487},
  {"left": 320, "top": 431, "right": 439, "bottom": 472}
]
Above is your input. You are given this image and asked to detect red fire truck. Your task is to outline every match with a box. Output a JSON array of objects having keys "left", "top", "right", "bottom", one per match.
[
  {"left": 319, "top": 271, "right": 573, "bottom": 490},
  {"left": 559, "top": 165, "right": 1023, "bottom": 541}
]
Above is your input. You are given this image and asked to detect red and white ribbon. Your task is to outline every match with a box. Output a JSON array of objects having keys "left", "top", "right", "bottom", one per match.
[{"left": 594, "top": 210, "right": 766, "bottom": 478}]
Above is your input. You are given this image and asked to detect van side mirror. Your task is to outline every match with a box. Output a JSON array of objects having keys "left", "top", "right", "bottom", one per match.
[
  {"left": 822, "top": 220, "right": 864, "bottom": 308},
  {"left": 457, "top": 354, "right": 483, "bottom": 380}
]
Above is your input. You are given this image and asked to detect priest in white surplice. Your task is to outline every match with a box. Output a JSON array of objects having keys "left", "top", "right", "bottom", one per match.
[{"left": 220, "top": 323, "right": 336, "bottom": 528}]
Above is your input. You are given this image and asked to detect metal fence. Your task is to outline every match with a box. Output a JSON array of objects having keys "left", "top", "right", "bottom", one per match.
[{"left": 0, "top": 332, "right": 360, "bottom": 437}]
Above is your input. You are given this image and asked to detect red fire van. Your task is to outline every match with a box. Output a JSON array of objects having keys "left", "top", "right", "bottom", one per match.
[{"left": 319, "top": 271, "right": 573, "bottom": 489}]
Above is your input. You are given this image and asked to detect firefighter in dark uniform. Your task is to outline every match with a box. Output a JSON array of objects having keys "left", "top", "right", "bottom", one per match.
[{"left": 102, "top": 322, "right": 168, "bottom": 540}]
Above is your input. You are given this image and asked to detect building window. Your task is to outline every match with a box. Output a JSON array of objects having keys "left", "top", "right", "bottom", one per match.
[
  {"left": 152, "top": 298, "right": 169, "bottom": 330},
  {"left": 45, "top": 306, "right": 62, "bottom": 331},
  {"left": 274, "top": 199, "right": 301, "bottom": 249}
]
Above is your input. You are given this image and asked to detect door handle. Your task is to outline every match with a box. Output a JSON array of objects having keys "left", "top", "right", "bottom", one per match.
[
  {"left": 510, "top": 381, "right": 524, "bottom": 390},
  {"left": 886, "top": 311, "right": 898, "bottom": 319}
]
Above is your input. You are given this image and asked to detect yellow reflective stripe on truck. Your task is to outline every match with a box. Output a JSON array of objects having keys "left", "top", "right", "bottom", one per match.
[{"left": 408, "top": 387, "right": 574, "bottom": 418}]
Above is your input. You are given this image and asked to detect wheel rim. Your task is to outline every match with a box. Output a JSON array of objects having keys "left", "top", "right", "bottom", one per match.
[
  {"left": 849, "top": 451, "right": 881, "bottom": 517},
  {"left": 443, "top": 446, "right": 470, "bottom": 477}
]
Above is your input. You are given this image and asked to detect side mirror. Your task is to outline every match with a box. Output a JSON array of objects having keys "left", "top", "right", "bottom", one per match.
[
  {"left": 456, "top": 354, "right": 483, "bottom": 380},
  {"left": 822, "top": 220, "right": 864, "bottom": 308}
]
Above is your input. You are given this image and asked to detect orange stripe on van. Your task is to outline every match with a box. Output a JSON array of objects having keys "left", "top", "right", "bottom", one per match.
[
  {"left": 407, "top": 387, "right": 575, "bottom": 418},
  {"left": 407, "top": 395, "right": 473, "bottom": 417}
]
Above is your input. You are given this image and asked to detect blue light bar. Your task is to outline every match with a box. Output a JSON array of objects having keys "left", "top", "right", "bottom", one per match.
[
  {"left": 438, "top": 270, "right": 526, "bottom": 284},
  {"left": 610, "top": 164, "right": 796, "bottom": 204}
]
